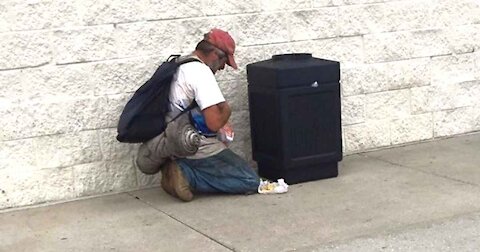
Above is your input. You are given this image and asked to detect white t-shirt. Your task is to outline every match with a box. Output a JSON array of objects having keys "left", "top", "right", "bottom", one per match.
[{"left": 167, "top": 56, "right": 227, "bottom": 159}]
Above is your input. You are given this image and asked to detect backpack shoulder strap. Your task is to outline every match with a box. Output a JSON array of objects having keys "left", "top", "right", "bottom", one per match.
[
  {"left": 175, "top": 55, "right": 201, "bottom": 65},
  {"left": 164, "top": 55, "right": 201, "bottom": 124},
  {"left": 168, "top": 100, "right": 198, "bottom": 124}
]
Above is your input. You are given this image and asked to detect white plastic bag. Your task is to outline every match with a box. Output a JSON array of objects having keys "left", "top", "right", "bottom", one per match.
[{"left": 258, "top": 178, "right": 289, "bottom": 194}]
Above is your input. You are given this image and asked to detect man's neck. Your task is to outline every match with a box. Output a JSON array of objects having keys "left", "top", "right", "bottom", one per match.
[{"left": 192, "top": 51, "right": 209, "bottom": 64}]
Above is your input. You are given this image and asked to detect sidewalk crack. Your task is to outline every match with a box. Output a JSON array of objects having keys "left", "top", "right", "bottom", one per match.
[
  {"left": 360, "top": 154, "right": 480, "bottom": 187},
  {"left": 126, "top": 192, "right": 236, "bottom": 251}
]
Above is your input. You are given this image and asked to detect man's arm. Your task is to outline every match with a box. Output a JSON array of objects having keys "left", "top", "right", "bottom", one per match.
[{"left": 202, "top": 101, "right": 231, "bottom": 132}]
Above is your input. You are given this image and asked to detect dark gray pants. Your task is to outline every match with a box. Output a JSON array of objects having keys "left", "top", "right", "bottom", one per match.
[{"left": 136, "top": 114, "right": 201, "bottom": 174}]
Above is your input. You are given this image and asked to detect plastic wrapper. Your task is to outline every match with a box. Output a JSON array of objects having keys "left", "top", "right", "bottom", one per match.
[
  {"left": 217, "top": 123, "right": 234, "bottom": 144},
  {"left": 258, "top": 178, "right": 289, "bottom": 194}
]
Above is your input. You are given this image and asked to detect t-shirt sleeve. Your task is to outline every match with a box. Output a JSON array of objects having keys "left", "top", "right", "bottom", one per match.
[{"left": 185, "top": 63, "right": 225, "bottom": 110}]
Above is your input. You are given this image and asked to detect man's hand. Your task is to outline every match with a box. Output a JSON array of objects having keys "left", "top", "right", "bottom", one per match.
[
  {"left": 218, "top": 122, "right": 234, "bottom": 144},
  {"left": 202, "top": 101, "right": 231, "bottom": 132}
]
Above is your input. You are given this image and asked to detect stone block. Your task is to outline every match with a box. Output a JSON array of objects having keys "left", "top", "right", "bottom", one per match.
[
  {"left": 227, "top": 89, "right": 249, "bottom": 112},
  {"left": 446, "top": 25, "right": 480, "bottom": 54},
  {"left": 260, "top": 0, "right": 312, "bottom": 10},
  {"left": 53, "top": 26, "right": 118, "bottom": 64},
  {"left": 411, "top": 86, "right": 434, "bottom": 114},
  {"left": 233, "top": 13, "right": 290, "bottom": 46},
  {"left": 430, "top": 0, "right": 480, "bottom": 27},
  {"left": 338, "top": 4, "right": 386, "bottom": 36},
  {"left": 219, "top": 79, "right": 249, "bottom": 111},
  {"left": 332, "top": 0, "right": 383, "bottom": 5},
  {"left": 36, "top": 167, "right": 76, "bottom": 203},
  {"left": 314, "top": 0, "right": 334, "bottom": 7},
  {"left": 442, "top": 81, "right": 480, "bottom": 108},
  {"left": 20, "top": 65, "right": 96, "bottom": 98},
  {"left": 0, "top": 138, "right": 37, "bottom": 170},
  {"left": 115, "top": 21, "right": 183, "bottom": 59},
  {"left": 66, "top": 97, "right": 103, "bottom": 131},
  {"left": 34, "top": 131, "right": 103, "bottom": 169},
  {"left": 413, "top": 81, "right": 480, "bottom": 113},
  {"left": 343, "top": 120, "right": 391, "bottom": 152},
  {"left": 212, "top": 67, "right": 240, "bottom": 83},
  {"left": 81, "top": 0, "right": 147, "bottom": 25},
  {"left": 103, "top": 95, "right": 131, "bottom": 128},
  {"left": 312, "top": 36, "right": 364, "bottom": 64},
  {"left": 229, "top": 110, "right": 251, "bottom": 143},
  {"left": 289, "top": 9, "right": 338, "bottom": 41},
  {"left": 341, "top": 95, "right": 365, "bottom": 125},
  {"left": 383, "top": 0, "right": 434, "bottom": 32},
  {"left": 430, "top": 54, "right": 477, "bottom": 85},
  {"left": 231, "top": 45, "right": 264, "bottom": 79},
  {"left": 179, "top": 18, "right": 238, "bottom": 56},
  {"left": 0, "top": 69, "right": 23, "bottom": 99},
  {"left": 8, "top": 58, "right": 150, "bottom": 99},
  {"left": 391, "top": 113, "right": 433, "bottom": 144},
  {"left": 91, "top": 57, "right": 158, "bottom": 95},
  {"left": 434, "top": 106, "right": 480, "bottom": 137},
  {"left": 365, "top": 89, "right": 411, "bottom": 120},
  {"left": 204, "top": 0, "right": 261, "bottom": 15},
  {"left": 73, "top": 162, "right": 111, "bottom": 197},
  {"left": 145, "top": 0, "right": 204, "bottom": 20},
  {"left": 65, "top": 97, "right": 108, "bottom": 132},
  {"left": 18, "top": 57, "right": 157, "bottom": 98},
  {"left": 0, "top": 0, "right": 80, "bottom": 32},
  {"left": 64, "top": 94, "right": 130, "bottom": 132},
  {"left": 340, "top": 66, "right": 366, "bottom": 96},
  {"left": 1, "top": 99, "right": 68, "bottom": 141},
  {"left": 477, "top": 51, "right": 480, "bottom": 79},
  {"left": 348, "top": 58, "right": 431, "bottom": 94},
  {"left": 364, "top": 30, "right": 450, "bottom": 63},
  {"left": 0, "top": 167, "right": 75, "bottom": 209},
  {"left": 98, "top": 128, "right": 137, "bottom": 161},
  {"left": 0, "top": 31, "right": 51, "bottom": 69},
  {"left": 105, "top": 159, "right": 137, "bottom": 192}
]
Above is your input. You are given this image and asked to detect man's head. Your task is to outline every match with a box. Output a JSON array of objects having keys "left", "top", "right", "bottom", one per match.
[{"left": 195, "top": 28, "right": 238, "bottom": 73}]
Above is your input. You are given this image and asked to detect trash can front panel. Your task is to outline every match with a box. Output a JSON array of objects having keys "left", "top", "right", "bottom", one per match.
[
  {"left": 280, "top": 83, "right": 342, "bottom": 168},
  {"left": 248, "top": 86, "right": 282, "bottom": 161}
]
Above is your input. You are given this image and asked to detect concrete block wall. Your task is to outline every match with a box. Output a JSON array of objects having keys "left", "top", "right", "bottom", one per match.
[{"left": 1, "top": 0, "right": 479, "bottom": 210}]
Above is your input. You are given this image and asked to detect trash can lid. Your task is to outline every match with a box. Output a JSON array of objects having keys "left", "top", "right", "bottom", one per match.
[
  {"left": 272, "top": 53, "right": 313, "bottom": 61},
  {"left": 246, "top": 53, "right": 340, "bottom": 88}
]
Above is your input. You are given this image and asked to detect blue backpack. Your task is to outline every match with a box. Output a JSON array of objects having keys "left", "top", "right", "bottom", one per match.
[{"left": 116, "top": 55, "right": 200, "bottom": 143}]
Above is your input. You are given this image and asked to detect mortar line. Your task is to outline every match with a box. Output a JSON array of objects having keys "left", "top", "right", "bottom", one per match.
[
  {"left": 125, "top": 192, "right": 236, "bottom": 252},
  {"left": 360, "top": 153, "right": 480, "bottom": 187},
  {"left": 0, "top": 62, "right": 49, "bottom": 72}
]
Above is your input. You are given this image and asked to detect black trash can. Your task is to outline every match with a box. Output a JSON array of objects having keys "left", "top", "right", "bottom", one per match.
[{"left": 246, "top": 53, "right": 342, "bottom": 184}]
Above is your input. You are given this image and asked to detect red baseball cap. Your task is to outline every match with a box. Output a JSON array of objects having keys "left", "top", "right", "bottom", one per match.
[{"left": 205, "top": 28, "right": 238, "bottom": 69}]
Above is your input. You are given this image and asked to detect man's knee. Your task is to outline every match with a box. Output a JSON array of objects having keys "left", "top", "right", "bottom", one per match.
[{"left": 135, "top": 144, "right": 164, "bottom": 175}]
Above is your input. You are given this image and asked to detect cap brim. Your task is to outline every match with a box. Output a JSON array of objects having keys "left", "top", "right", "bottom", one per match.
[{"left": 226, "top": 54, "right": 238, "bottom": 69}]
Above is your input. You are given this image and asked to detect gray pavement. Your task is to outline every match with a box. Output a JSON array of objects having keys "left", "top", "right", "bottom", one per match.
[{"left": 1, "top": 132, "right": 480, "bottom": 252}]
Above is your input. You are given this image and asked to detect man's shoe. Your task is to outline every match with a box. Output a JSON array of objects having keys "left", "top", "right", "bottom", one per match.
[
  {"left": 161, "top": 161, "right": 193, "bottom": 202},
  {"left": 160, "top": 163, "right": 175, "bottom": 197}
]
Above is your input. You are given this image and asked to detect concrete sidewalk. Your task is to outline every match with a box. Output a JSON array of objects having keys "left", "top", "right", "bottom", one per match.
[{"left": 2, "top": 132, "right": 480, "bottom": 252}]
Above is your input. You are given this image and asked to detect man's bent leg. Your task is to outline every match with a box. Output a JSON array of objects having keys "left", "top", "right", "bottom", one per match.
[
  {"left": 136, "top": 133, "right": 169, "bottom": 175},
  {"left": 177, "top": 149, "right": 260, "bottom": 194},
  {"left": 136, "top": 114, "right": 201, "bottom": 175}
]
